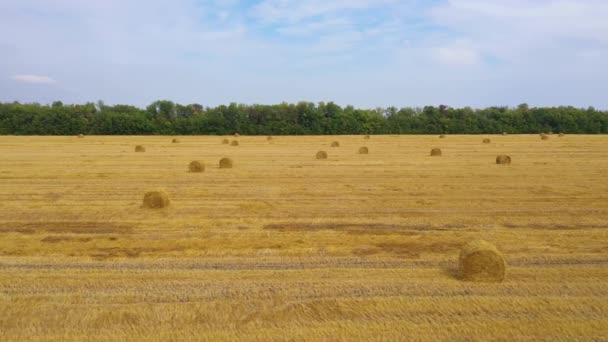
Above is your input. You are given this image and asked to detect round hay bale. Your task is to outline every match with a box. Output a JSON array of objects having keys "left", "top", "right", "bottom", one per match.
[
  {"left": 331, "top": 141, "right": 340, "bottom": 147},
  {"left": 482, "top": 138, "right": 491, "bottom": 144},
  {"left": 502, "top": 132, "right": 508, "bottom": 135},
  {"left": 267, "top": 136, "right": 273, "bottom": 141},
  {"left": 430, "top": 148, "right": 442, "bottom": 156},
  {"left": 142, "top": 191, "right": 170, "bottom": 209},
  {"left": 231, "top": 140, "right": 239, "bottom": 146},
  {"left": 439, "top": 134, "right": 446, "bottom": 138},
  {"left": 172, "top": 138, "right": 180, "bottom": 143},
  {"left": 222, "top": 139, "right": 230, "bottom": 144},
  {"left": 496, "top": 155, "right": 511, "bottom": 165},
  {"left": 316, "top": 151, "right": 328, "bottom": 159},
  {"left": 234, "top": 133, "right": 240, "bottom": 137},
  {"left": 358, "top": 146, "right": 369, "bottom": 154},
  {"left": 77, "top": 134, "right": 85, "bottom": 138},
  {"left": 459, "top": 240, "right": 506, "bottom": 282},
  {"left": 135, "top": 145, "right": 146, "bottom": 152},
  {"left": 558, "top": 133, "right": 565, "bottom": 137},
  {"left": 540, "top": 134, "right": 549, "bottom": 140},
  {"left": 188, "top": 161, "right": 205, "bottom": 173},
  {"left": 364, "top": 135, "right": 370, "bottom": 140},
  {"left": 219, "top": 157, "right": 233, "bottom": 169}
]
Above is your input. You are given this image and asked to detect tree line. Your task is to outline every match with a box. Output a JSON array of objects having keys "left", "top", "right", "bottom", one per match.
[{"left": 1, "top": 100, "right": 606, "bottom": 135}]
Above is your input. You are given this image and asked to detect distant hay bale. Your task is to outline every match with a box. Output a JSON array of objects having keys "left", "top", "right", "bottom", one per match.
[
  {"left": 219, "top": 157, "right": 233, "bottom": 168},
  {"left": 331, "top": 141, "right": 340, "bottom": 147},
  {"left": 231, "top": 140, "right": 239, "bottom": 146},
  {"left": 77, "top": 134, "right": 84, "bottom": 138},
  {"left": 222, "top": 139, "right": 230, "bottom": 144},
  {"left": 267, "top": 136, "right": 273, "bottom": 141},
  {"left": 482, "top": 138, "right": 491, "bottom": 144},
  {"left": 540, "top": 134, "right": 549, "bottom": 140},
  {"left": 134, "top": 145, "right": 145, "bottom": 152},
  {"left": 559, "top": 133, "right": 565, "bottom": 137},
  {"left": 496, "top": 155, "right": 511, "bottom": 165},
  {"left": 439, "top": 134, "right": 446, "bottom": 138},
  {"left": 142, "top": 191, "right": 170, "bottom": 209},
  {"left": 548, "top": 131, "right": 553, "bottom": 135},
  {"left": 316, "top": 151, "right": 328, "bottom": 159},
  {"left": 364, "top": 135, "right": 370, "bottom": 140},
  {"left": 234, "top": 133, "right": 240, "bottom": 137},
  {"left": 459, "top": 240, "right": 506, "bottom": 282},
  {"left": 430, "top": 148, "right": 442, "bottom": 156},
  {"left": 188, "top": 161, "right": 204, "bottom": 172},
  {"left": 358, "top": 146, "right": 369, "bottom": 154},
  {"left": 502, "top": 132, "right": 508, "bottom": 135},
  {"left": 172, "top": 138, "right": 180, "bottom": 143}
]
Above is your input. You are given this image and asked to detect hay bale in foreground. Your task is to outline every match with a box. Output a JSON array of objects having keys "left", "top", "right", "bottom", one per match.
[
  {"left": 496, "top": 155, "right": 511, "bottom": 165},
  {"left": 430, "top": 148, "right": 442, "bottom": 156},
  {"left": 188, "top": 161, "right": 204, "bottom": 172},
  {"left": 222, "top": 139, "right": 230, "bottom": 144},
  {"left": 142, "top": 191, "right": 170, "bottom": 209},
  {"left": 459, "top": 240, "right": 506, "bottom": 282},
  {"left": 331, "top": 141, "right": 340, "bottom": 147},
  {"left": 172, "top": 138, "right": 180, "bottom": 143},
  {"left": 231, "top": 140, "right": 239, "bottom": 146},
  {"left": 358, "top": 146, "right": 369, "bottom": 154},
  {"left": 135, "top": 145, "right": 146, "bottom": 152},
  {"left": 482, "top": 138, "right": 491, "bottom": 144},
  {"left": 316, "top": 151, "right": 328, "bottom": 159},
  {"left": 219, "top": 157, "right": 233, "bottom": 168}
]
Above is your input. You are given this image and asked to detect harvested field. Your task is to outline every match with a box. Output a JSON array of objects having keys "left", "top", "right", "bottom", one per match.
[{"left": 0, "top": 134, "right": 607, "bottom": 341}]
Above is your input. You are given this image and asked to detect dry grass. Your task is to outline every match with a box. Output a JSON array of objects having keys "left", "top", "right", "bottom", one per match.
[{"left": 0, "top": 134, "right": 607, "bottom": 341}]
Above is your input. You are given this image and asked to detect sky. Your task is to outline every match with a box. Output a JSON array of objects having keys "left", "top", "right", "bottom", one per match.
[{"left": 1, "top": 0, "right": 607, "bottom": 109}]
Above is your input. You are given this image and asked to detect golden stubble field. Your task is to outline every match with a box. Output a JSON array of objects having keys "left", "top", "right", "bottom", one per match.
[{"left": 0, "top": 134, "right": 607, "bottom": 341}]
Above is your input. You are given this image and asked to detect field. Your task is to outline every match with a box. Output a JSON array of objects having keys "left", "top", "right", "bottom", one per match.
[{"left": 0, "top": 134, "right": 607, "bottom": 341}]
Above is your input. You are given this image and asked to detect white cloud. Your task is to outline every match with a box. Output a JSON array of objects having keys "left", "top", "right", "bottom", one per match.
[
  {"left": 433, "top": 47, "right": 480, "bottom": 66},
  {"left": 12, "top": 74, "right": 56, "bottom": 84}
]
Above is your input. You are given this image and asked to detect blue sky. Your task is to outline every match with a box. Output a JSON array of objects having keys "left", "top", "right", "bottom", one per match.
[{"left": 1, "top": 0, "right": 607, "bottom": 108}]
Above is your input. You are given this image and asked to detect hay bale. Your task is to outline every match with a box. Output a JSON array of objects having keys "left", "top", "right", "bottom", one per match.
[
  {"left": 482, "top": 138, "right": 491, "bottom": 144},
  {"left": 77, "top": 134, "right": 84, "bottom": 138},
  {"left": 316, "top": 151, "right": 328, "bottom": 159},
  {"left": 222, "top": 139, "right": 230, "bottom": 144},
  {"left": 430, "top": 148, "right": 442, "bottom": 156},
  {"left": 496, "top": 155, "right": 511, "bottom": 165},
  {"left": 459, "top": 240, "right": 506, "bottom": 282},
  {"left": 559, "top": 133, "right": 565, "bottom": 137},
  {"left": 364, "top": 135, "right": 370, "bottom": 140},
  {"left": 267, "top": 136, "right": 273, "bottom": 141},
  {"left": 172, "top": 138, "right": 180, "bottom": 143},
  {"left": 540, "top": 134, "right": 549, "bottom": 140},
  {"left": 219, "top": 157, "right": 233, "bottom": 169},
  {"left": 331, "top": 141, "right": 340, "bottom": 147},
  {"left": 188, "top": 161, "right": 204, "bottom": 172},
  {"left": 142, "top": 191, "right": 170, "bottom": 209},
  {"left": 231, "top": 140, "right": 239, "bottom": 146},
  {"left": 234, "top": 133, "right": 240, "bottom": 137},
  {"left": 502, "top": 132, "right": 508, "bottom": 135},
  {"left": 358, "top": 146, "right": 369, "bottom": 154},
  {"left": 134, "top": 145, "right": 146, "bottom": 152},
  {"left": 439, "top": 134, "right": 446, "bottom": 138}
]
